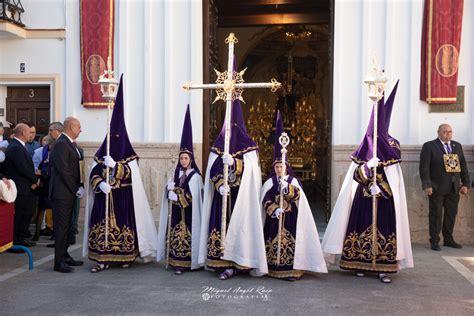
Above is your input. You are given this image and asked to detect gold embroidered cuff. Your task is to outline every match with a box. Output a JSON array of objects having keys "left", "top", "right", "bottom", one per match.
[
  {"left": 286, "top": 184, "right": 300, "bottom": 202},
  {"left": 214, "top": 178, "right": 224, "bottom": 191},
  {"left": 234, "top": 158, "right": 243, "bottom": 176},
  {"left": 356, "top": 165, "right": 370, "bottom": 184},
  {"left": 91, "top": 175, "right": 103, "bottom": 191},
  {"left": 174, "top": 187, "right": 190, "bottom": 209},
  {"left": 265, "top": 202, "right": 279, "bottom": 216}
]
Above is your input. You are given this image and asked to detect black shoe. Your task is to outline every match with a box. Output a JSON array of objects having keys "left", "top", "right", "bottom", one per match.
[
  {"left": 54, "top": 263, "right": 74, "bottom": 273},
  {"left": 65, "top": 257, "right": 84, "bottom": 266},
  {"left": 69, "top": 235, "right": 76, "bottom": 245},
  {"left": 39, "top": 228, "right": 53, "bottom": 236},
  {"left": 46, "top": 243, "right": 55, "bottom": 248},
  {"left": 431, "top": 243, "right": 441, "bottom": 251},
  {"left": 444, "top": 240, "right": 462, "bottom": 248},
  {"left": 32, "top": 235, "right": 39, "bottom": 242}
]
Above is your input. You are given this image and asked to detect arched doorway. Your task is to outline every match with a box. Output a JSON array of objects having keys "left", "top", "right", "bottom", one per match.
[{"left": 203, "top": 0, "right": 333, "bottom": 222}]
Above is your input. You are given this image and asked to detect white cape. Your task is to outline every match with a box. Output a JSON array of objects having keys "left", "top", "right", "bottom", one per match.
[
  {"left": 321, "top": 162, "right": 414, "bottom": 269},
  {"left": 156, "top": 170, "right": 203, "bottom": 269},
  {"left": 198, "top": 151, "right": 268, "bottom": 275},
  {"left": 82, "top": 160, "right": 158, "bottom": 262},
  {"left": 261, "top": 177, "right": 328, "bottom": 273}
]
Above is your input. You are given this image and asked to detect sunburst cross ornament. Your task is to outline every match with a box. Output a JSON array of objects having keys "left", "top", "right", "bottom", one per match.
[{"left": 183, "top": 33, "right": 282, "bottom": 255}]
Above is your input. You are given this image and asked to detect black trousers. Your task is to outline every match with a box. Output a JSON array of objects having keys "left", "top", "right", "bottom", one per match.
[
  {"left": 52, "top": 197, "right": 75, "bottom": 265},
  {"left": 13, "top": 195, "right": 36, "bottom": 242},
  {"left": 428, "top": 184, "right": 460, "bottom": 244}
]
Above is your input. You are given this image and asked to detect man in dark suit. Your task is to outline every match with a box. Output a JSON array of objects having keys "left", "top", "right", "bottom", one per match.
[
  {"left": 419, "top": 124, "right": 470, "bottom": 251},
  {"left": 5, "top": 123, "right": 39, "bottom": 247},
  {"left": 49, "top": 117, "right": 85, "bottom": 273}
]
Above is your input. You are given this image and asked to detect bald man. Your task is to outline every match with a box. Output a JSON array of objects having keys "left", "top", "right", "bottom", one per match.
[
  {"left": 5, "top": 123, "right": 39, "bottom": 247},
  {"left": 49, "top": 117, "right": 85, "bottom": 272},
  {"left": 420, "top": 124, "right": 470, "bottom": 251}
]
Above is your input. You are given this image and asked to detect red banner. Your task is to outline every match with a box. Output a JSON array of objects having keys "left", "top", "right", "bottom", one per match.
[
  {"left": 0, "top": 201, "right": 14, "bottom": 253},
  {"left": 80, "top": 0, "right": 115, "bottom": 108},
  {"left": 420, "top": 0, "right": 464, "bottom": 104}
]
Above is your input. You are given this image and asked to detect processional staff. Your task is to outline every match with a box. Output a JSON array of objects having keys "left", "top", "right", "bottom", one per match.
[
  {"left": 183, "top": 33, "right": 282, "bottom": 255},
  {"left": 277, "top": 132, "right": 290, "bottom": 266},
  {"left": 363, "top": 56, "right": 387, "bottom": 268},
  {"left": 98, "top": 57, "right": 119, "bottom": 249}
]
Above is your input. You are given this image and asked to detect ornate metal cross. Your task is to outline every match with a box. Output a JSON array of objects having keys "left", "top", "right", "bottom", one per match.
[{"left": 183, "top": 33, "right": 281, "bottom": 255}]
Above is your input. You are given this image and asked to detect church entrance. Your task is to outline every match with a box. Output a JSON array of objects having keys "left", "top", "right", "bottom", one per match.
[{"left": 203, "top": 0, "right": 333, "bottom": 221}]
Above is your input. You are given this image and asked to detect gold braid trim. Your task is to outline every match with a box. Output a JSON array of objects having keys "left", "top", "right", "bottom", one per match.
[
  {"left": 265, "top": 201, "right": 279, "bottom": 217},
  {"left": 234, "top": 158, "right": 243, "bottom": 176},
  {"left": 0, "top": 241, "right": 13, "bottom": 253},
  {"left": 268, "top": 269, "right": 304, "bottom": 279},
  {"left": 91, "top": 175, "right": 103, "bottom": 191},
  {"left": 94, "top": 155, "right": 138, "bottom": 164},
  {"left": 206, "top": 259, "right": 250, "bottom": 270},
  {"left": 351, "top": 156, "right": 402, "bottom": 166},
  {"left": 340, "top": 260, "right": 398, "bottom": 273},
  {"left": 168, "top": 257, "right": 191, "bottom": 268},
  {"left": 88, "top": 250, "right": 139, "bottom": 263},
  {"left": 356, "top": 165, "right": 370, "bottom": 184},
  {"left": 114, "top": 162, "right": 125, "bottom": 180},
  {"left": 173, "top": 187, "right": 190, "bottom": 209},
  {"left": 286, "top": 184, "right": 300, "bottom": 202},
  {"left": 213, "top": 178, "right": 224, "bottom": 191},
  {"left": 210, "top": 145, "right": 258, "bottom": 157}
]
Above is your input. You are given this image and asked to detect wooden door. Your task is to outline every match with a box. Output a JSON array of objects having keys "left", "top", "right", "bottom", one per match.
[{"left": 6, "top": 86, "right": 51, "bottom": 139}]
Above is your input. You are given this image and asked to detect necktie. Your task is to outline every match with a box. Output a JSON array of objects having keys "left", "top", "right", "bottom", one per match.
[
  {"left": 179, "top": 171, "right": 186, "bottom": 187},
  {"left": 444, "top": 142, "right": 452, "bottom": 154},
  {"left": 71, "top": 142, "right": 81, "bottom": 157}
]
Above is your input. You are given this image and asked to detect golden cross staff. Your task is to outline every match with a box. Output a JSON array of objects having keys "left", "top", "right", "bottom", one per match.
[
  {"left": 183, "top": 33, "right": 281, "bottom": 255},
  {"left": 166, "top": 148, "right": 178, "bottom": 269},
  {"left": 98, "top": 57, "right": 119, "bottom": 250},
  {"left": 277, "top": 132, "right": 290, "bottom": 266},
  {"left": 363, "top": 56, "right": 387, "bottom": 268}
]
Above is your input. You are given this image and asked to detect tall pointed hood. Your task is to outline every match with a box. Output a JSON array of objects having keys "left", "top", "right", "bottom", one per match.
[
  {"left": 211, "top": 57, "right": 257, "bottom": 157},
  {"left": 384, "top": 80, "right": 401, "bottom": 158},
  {"left": 174, "top": 105, "right": 201, "bottom": 180},
  {"left": 95, "top": 75, "right": 137, "bottom": 161},
  {"left": 351, "top": 82, "right": 400, "bottom": 165},
  {"left": 269, "top": 110, "right": 295, "bottom": 177}
]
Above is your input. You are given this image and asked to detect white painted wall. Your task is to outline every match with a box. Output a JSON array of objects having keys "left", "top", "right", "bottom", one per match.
[
  {"left": 0, "top": 0, "right": 203, "bottom": 144},
  {"left": 333, "top": 0, "right": 473, "bottom": 146}
]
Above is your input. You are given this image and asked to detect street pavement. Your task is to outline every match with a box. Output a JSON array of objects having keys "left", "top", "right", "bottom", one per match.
[{"left": 0, "top": 228, "right": 473, "bottom": 315}]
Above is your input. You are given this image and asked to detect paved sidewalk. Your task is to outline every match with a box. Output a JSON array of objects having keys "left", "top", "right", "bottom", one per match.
[{"left": 0, "top": 232, "right": 473, "bottom": 315}]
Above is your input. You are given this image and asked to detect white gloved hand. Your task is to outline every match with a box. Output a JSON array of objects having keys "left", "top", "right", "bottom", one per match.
[
  {"left": 167, "top": 181, "right": 175, "bottom": 191},
  {"left": 103, "top": 155, "right": 117, "bottom": 168},
  {"left": 222, "top": 153, "right": 234, "bottom": 166},
  {"left": 99, "top": 181, "right": 111, "bottom": 194},
  {"left": 367, "top": 157, "right": 380, "bottom": 169},
  {"left": 279, "top": 179, "right": 289, "bottom": 190},
  {"left": 0, "top": 140, "right": 8, "bottom": 149},
  {"left": 370, "top": 185, "right": 381, "bottom": 196},
  {"left": 219, "top": 185, "right": 230, "bottom": 196},
  {"left": 168, "top": 190, "right": 178, "bottom": 202},
  {"left": 76, "top": 186, "right": 85, "bottom": 198},
  {"left": 272, "top": 207, "right": 284, "bottom": 219},
  {"left": 0, "top": 151, "right": 4, "bottom": 163}
]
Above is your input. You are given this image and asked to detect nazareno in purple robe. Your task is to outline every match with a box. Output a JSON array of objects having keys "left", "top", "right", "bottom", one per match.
[
  {"left": 262, "top": 175, "right": 304, "bottom": 279},
  {"left": 87, "top": 75, "right": 140, "bottom": 264},
  {"left": 340, "top": 81, "right": 401, "bottom": 273}
]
